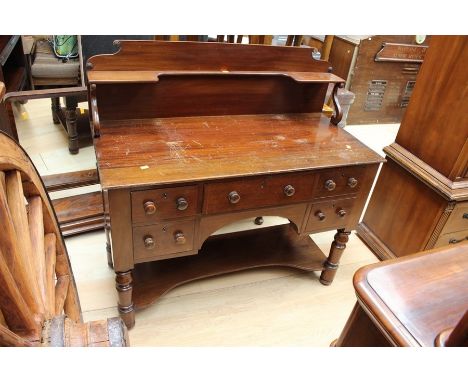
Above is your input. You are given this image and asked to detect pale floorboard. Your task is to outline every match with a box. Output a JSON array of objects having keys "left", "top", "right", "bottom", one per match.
[{"left": 12, "top": 98, "right": 399, "bottom": 346}]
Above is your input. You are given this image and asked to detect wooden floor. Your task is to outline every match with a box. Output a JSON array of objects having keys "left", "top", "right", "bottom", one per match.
[{"left": 12, "top": 98, "right": 399, "bottom": 346}]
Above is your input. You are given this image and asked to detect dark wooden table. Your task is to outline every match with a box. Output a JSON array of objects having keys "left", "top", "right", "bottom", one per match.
[
  {"left": 335, "top": 243, "right": 468, "bottom": 346},
  {"left": 88, "top": 41, "right": 383, "bottom": 328}
]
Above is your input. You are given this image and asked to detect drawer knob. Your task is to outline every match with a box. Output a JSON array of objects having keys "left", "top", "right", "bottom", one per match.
[
  {"left": 463, "top": 213, "right": 468, "bottom": 219},
  {"left": 315, "top": 211, "right": 326, "bottom": 221},
  {"left": 337, "top": 209, "right": 347, "bottom": 218},
  {"left": 176, "top": 197, "right": 188, "bottom": 211},
  {"left": 143, "top": 201, "right": 157, "bottom": 215},
  {"left": 284, "top": 185, "right": 295, "bottom": 197},
  {"left": 228, "top": 191, "right": 240, "bottom": 204},
  {"left": 324, "top": 179, "right": 336, "bottom": 191},
  {"left": 143, "top": 235, "right": 155, "bottom": 249},
  {"left": 347, "top": 177, "right": 358, "bottom": 188},
  {"left": 174, "top": 231, "right": 186, "bottom": 245}
]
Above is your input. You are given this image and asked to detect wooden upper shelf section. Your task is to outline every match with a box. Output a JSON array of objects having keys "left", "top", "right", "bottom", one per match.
[
  {"left": 86, "top": 40, "right": 333, "bottom": 73},
  {"left": 87, "top": 70, "right": 345, "bottom": 84},
  {"left": 95, "top": 113, "right": 384, "bottom": 189}
]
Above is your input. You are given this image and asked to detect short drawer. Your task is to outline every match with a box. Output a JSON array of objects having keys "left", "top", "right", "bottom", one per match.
[
  {"left": 133, "top": 219, "right": 196, "bottom": 261},
  {"left": 203, "top": 172, "right": 317, "bottom": 214},
  {"left": 305, "top": 197, "right": 356, "bottom": 232},
  {"left": 314, "top": 166, "right": 366, "bottom": 198},
  {"left": 434, "top": 230, "right": 468, "bottom": 249},
  {"left": 442, "top": 202, "right": 468, "bottom": 235},
  {"left": 131, "top": 185, "right": 199, "bottom": 224}
]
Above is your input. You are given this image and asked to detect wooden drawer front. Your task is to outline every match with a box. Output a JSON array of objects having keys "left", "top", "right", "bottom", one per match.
[
  {"left": 306, "top": 197, "right": 357, "bottom": 232},
  {"left": 434, "top": 230, "right": 468, "bottom": 249},
  {"left": 203, "top": 172, "right": 317, "bottom": 215},
  {"left": 133, "top": 219, "right": 196, "bottom": 261},
  {"left": 314, "top": 166, "right": 366, "bottom": 198},
  {"left": 443, "top": 202, "right": 468, "bottom": 235},
  {"left": 131, "top": 185, "right": 199, "bottom": 224}
]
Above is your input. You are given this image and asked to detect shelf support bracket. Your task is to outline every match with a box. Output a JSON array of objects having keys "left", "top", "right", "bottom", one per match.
[{"left": 331, "top": 82, "right": 345, "bottom": 126}]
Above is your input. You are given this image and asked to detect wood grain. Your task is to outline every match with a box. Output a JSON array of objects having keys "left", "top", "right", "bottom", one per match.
[
  {"left": 353, "top": 243, "right": 468, "bottom": 346},
  {"left": 27, "top": 196, "right": 47, "bottom": 307},
  {"left": 87, "top": 40, "right": 331, "bottom": 73},
  {"left": 95, "top": 113, "right": 383, "bottom": 189},
  {"left": 45, "top": 233, "right": 57, "bottom": 318},
  {"left": 395, "top": 36, "right": 467, "bottom": 180}
]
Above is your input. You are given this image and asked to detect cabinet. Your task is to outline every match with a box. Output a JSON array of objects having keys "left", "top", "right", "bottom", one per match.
[{"left": 357, "top": 36, "right": 468, "bottom": 259}]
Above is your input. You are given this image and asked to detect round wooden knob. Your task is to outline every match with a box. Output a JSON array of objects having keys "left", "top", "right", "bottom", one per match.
[
  {"left": 143, "top": 201, "right": 156, "bottom": 215},
  {"left": 347, "top": 177, "right": 358, "bottom": 188},
  {"left": 176, "top": 197, "right": 188, "bottom": 211},
  {"left": 283, "top": 185, "right": 295, "bottom": 197},
  {"left": 315, "top": 211, "right": 326, "bottom": 221},
  {"left": 324, "top": 179, "right": 336, "bottom": 191},
  {"left": 228, "top": 191, "right": 240, "bottom": 204},
  {"left": 337, "top": 209, "right": 347, "bottom": 217},
  {"left": 143, "top": 235, "right": 155, "bottom": 249},
  {"left": 174, "top": 231, "right": 186, "bottom": 245}
]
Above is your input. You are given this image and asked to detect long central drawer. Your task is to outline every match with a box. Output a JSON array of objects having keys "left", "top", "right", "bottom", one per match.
[{"left": 202, "top": 172, "right": 317, "bottom": 214}]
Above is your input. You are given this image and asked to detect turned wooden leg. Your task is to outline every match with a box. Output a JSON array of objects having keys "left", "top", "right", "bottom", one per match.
[
  {"left": 51, "top": 98, "right": 61, "bottom": 124},
  {"left": 115, "top": 270, "right": 135, "bottom": 329},
  {"left": 64, "top": 104, "right": 79, "bottom": 154},
  {"left": 105, "top": 228, "right": 113, "bottom": 269},
  {"left": 102, "top": 189, "right": 113, "bottom": 268},
  {"left": 320, "top": 228, "right": 350, "bottom": 285}
]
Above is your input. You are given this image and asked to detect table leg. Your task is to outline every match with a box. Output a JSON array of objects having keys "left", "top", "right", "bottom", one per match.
[
  {"left": 51, "top": 98, "right": 61, "bottom": 124},
  {"left": 115, "top": 270, "right": 135, "bottom": 329},
  {"left": 64, "top": 97, "right": 79, "bottom": 154},
  {"left": 320, "top": 228, "right": 350, "bottom": 285}
]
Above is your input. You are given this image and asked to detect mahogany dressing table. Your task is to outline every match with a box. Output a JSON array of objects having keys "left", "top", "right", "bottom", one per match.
[{"left": 87, "top": 41, "right": 384, "bottom": 328}]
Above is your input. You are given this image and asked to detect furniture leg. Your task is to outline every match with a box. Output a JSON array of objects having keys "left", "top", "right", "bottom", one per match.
[
  {"left": 115, "top": 270, "right": 135, "bottom": 329},
  {"left": 102, "top": 190, "right": 113, "bottom": 268},
  {"left": 320, "top": 228, "right": 350, "bottom": 285},
  {"left": 64, "top": 97, "right": 79, "bottom": 154},
  {"left": 106, "top": 228, "right": 113, "bottom": 269},
  {"left": 51, "top": 97, "right": 60, "bottom": 124},
  {"left": 333, "top": 302, "right": 390, "bottom": 346}
]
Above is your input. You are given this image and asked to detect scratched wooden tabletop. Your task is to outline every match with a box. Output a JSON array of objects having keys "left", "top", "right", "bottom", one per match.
[{"left": 94, "top": 112, "right": 383, "bottom": 189}]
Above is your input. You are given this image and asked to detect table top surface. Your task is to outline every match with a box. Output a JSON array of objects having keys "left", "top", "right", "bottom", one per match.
[
  {"left": 94, "top": 112, "right": 383, "bottom": 189},
  {"left": 354, "top": 243, "right": 468, "bottom": 347}
]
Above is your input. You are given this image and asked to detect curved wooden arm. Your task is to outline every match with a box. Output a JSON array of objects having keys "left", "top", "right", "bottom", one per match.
[
  {"left": 89, "top": 84, "right": 101, "bottom": 137},
  {"left": 3, "top": 87, "right": 87, "bottom": 103},
  {"left": 330, "top": 82, "right": 345, "bottom": 126}
]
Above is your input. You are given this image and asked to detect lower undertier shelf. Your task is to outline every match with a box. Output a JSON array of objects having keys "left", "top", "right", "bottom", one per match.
[{"left": 132, "top": 224, "right": 328, "bottom": 310}]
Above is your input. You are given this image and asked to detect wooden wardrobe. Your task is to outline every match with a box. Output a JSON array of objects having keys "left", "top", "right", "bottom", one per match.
[{"left": 357, "top": 35, "right": 468, "bottom": 259}]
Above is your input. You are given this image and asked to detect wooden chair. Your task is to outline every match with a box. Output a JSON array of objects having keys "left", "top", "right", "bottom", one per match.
[{"left": 0, "top": 84, "right": 128, "bottom": 346}]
